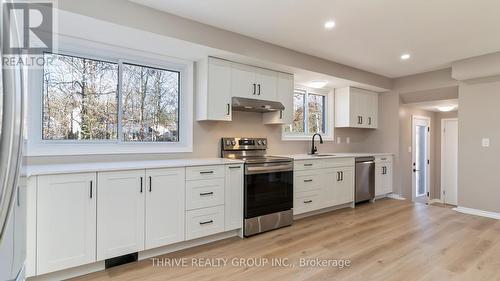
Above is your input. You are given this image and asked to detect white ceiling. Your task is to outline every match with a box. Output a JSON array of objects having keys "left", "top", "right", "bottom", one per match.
[
  {"left": 407, "top": 99, "right": 458, "bottom": 112},
  {"left": 131, "top": 0, "right": 500, "bottom": 78}
]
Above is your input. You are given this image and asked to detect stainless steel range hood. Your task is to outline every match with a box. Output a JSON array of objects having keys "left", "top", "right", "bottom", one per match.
[{"left": 232, "top": 97, "right": 285, "bottom": 113}]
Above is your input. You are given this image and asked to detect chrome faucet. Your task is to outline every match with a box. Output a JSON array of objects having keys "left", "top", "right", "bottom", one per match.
[{"left": 310, "top": 133, "right": 324, "bottom": 155}]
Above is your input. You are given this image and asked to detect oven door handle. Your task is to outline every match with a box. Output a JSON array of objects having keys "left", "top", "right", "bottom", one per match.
[{"left": 245, "top": 164, "right": 293, "bottom": 174}]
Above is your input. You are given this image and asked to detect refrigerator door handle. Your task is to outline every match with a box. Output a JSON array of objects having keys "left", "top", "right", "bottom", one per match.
[{"left": 0, "top": 62, "right": 24, "bottom": 241}]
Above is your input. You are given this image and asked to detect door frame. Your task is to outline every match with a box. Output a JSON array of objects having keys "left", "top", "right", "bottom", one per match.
[
  {"left": 411, "top": 115, "right": 431, "bottom": 203},
  {"left": 440, "top": 118, "right": 458, "bottom": 205}
]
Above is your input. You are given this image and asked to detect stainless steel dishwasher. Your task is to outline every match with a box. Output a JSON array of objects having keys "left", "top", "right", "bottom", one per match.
[{"left": 355, "top": 157, "right": 375, "bottom": 203}]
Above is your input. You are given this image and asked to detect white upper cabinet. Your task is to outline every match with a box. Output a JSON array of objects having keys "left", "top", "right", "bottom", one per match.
[
  {"left": 196, "top": 57, "right": 232, "bottom": 121},
  {"left": 97, "top": 170, "right": 145, "bottom": 260},
  {"left": 335, "top": 87, "right": 378, "bottom": 129},
  {"left": 145, "top": 168, "right": 186, "bottom": 250},
  {"left": 231, "top": 63, "right": 278, "bottom": 101},
  {"left": 263, "top": 73, "right": 294, "bottom": 125},
  {"left": 36, "top": 173, "right": 96, "bottom": 275}
]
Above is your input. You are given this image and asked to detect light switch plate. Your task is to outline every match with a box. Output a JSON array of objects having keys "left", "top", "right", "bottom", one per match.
[
  {"left": 408, "top": 146, "right": 412, "bottom": 153},
  {"left": 482, "top": 138, "right": 490, "bottom": 147},
  {"left": 337, "top": 137, "right": 341, "bottom": 144},
  {"left": 346, "top": 137, "right": 350, "bottom": 144}
]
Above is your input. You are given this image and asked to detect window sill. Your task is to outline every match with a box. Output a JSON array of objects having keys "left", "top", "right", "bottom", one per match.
[{"left": 281, "top": 135, "right": 334, "bottom": 142}]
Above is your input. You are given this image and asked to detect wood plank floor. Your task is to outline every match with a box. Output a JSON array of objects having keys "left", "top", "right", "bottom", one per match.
[{"left": 72, "top": 199, "right": 500, "bottom": 281}]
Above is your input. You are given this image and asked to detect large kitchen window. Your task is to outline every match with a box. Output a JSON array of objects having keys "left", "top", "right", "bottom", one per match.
[
  {"left": 42, "top": 53, "right": 180, "bottom": 143},
  {"left": 283, "top": 89, "right": 333, "bottom": 140},
  {"left": 28, "top": 37, "right": 193, "bottom": 156}
]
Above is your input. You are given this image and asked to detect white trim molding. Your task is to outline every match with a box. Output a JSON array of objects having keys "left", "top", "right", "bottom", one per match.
[
  {"left": 387, "top": 193, "right": 406, "bottom": 200},
  {"left": 453, "top": 206, "right": 500, "bottom": 220}
]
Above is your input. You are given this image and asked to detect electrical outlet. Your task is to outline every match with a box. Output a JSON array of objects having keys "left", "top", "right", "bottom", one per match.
[
  {"left": 336, "top": 137, "right": 341, "bottom": 143},
  {"left": 482, "top": 138, "right": 490, "bottom": 147},
  {"left": 346, "top": 137, "right": 350, "bottom": 144}
]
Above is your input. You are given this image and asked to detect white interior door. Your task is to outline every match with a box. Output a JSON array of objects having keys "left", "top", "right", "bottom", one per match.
[
  {"left": 441, "top": 118, "right": 458, "bottom": 205},
  {"left": 412, "top": 116, "right": 431, "bottom": 204}
]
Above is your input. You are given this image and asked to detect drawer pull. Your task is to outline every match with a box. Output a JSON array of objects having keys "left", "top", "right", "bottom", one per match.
[
  {"left": 304, "top": 179, "right": 313, "bottom": 182},
  {"left": 303, "top": 200, "right": 313, "bottom": 204},
  {"left": 200, "top": 192, "right": 214, "bottom": 196},
  {"left": 199, "top": 220, "right": 214, "bottom": 225},
  {"left": 228, "top": 166, "right": 241, "bottom": 169},
  {"left": 200, "top": 171, "right": 214, "bottom": 174},
  {"left": 381, "top": 157, "right": 387, "bottom": 161},
  {"left": 304, "top": 163, "right": 313, "bottom": 167}
]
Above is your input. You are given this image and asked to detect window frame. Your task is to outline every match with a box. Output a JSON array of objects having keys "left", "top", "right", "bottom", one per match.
[
  {"left": 27, "top": 36, "right": 193, "bottom": 156},
  {"left": 281, "top": 87, "right": 334, "bottom": 141}
]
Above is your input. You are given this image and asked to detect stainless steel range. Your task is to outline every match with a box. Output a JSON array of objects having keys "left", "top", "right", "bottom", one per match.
[{"left": 221, "top": 138, "right": 293, "bottom": 237}]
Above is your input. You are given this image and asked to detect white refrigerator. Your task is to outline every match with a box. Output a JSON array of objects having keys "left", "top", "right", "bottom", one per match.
[{"left": 0, "top": 0, "right": 26, "bottom": 280}]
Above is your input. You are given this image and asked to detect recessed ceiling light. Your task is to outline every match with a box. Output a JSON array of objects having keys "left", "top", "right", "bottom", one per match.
[
  {"left": 308, "top": 81, "right": 328, "bottom": 89},
  {"left": 437, "top": 106, "right": 456, "bottom": 112},
  {"left": 324, "top": 21, "right": 336, "bottom": 29},
  {"left": 401, "top": 53, "right": 411, "bottom": 60}
]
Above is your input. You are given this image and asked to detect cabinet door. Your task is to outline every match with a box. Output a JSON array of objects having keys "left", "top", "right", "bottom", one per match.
[
  {"left": 349, "top": 91, "right": 364, "bottom": 128},
  {"left": 263, "top": 73, "right": 294, "bottom": 124},
  {"left": 208, "top": 58, "right": 232, "bottom": 121},
  {"left": 335, "top": 167, "right": 355, "bottom": 205},
  {"left": 231, "top": 63, "right": 256, "bottom": 99},
  {"left": 384, "top": 163, "right": 393, "bottom": 194},
  {"left": 145, "top": 168, "right": 185, "bottom": 250},
  {"left": 97, "top": 170, "right": 145, "bottom": 260},
  {"left": 37, "top": 173, "right": 96, "bottom": 274},
  {"left": 367, "top": 93, "right": 378, "bottom": 129},
  {"left": 225, "top": 164, "right": 244, "bottom": 231},
  {"left": 375, "top": 164, "right": 385, "bottom": 196},
  {"left": 255, "top": 68, "right": 278, "bottom": 101}
]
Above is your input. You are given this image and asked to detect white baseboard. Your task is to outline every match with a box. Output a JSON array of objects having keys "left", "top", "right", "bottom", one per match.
[
  {"left": 453, "top": 206, "right": 500, "bottom": 220},
  {"left": 387, "top": 193, "right": 406, "bottom": 200}
]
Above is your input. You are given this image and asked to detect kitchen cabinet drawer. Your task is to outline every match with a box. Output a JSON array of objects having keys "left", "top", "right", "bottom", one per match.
[
  {"left": 186, "top": 165, "right": 225, "bottom": 181},
  {"left": 186, "top": 206, "right": 225, "bottom": 240},
  {"left": 375, "top": 155, "right": 392, "bottom": 163},
  {"left": 294, "top": 190, "right": 322, "bottom": 215},
  {"left": 322, "top": 157, "right": 355, "bottom": 168},
  {"left": 295, "top": 173, "right": 323, "bottom": 193},
  {"left": 294, "top": 160, "right": 323, "bottom": 171},
  {"left": 186, "top": 178, "right": 225, "bottom": 210}
]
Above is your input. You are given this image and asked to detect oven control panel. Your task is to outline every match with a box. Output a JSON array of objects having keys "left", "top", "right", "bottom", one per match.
[{"left": 222, "top": 137, "right": 268, "bottom": 150}]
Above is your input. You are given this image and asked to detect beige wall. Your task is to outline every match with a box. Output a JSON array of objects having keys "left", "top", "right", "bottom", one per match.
[
  {"left": 26, "top": 110, "right": 373, "bottom": 165},
  {"left": 458, "top": 79, "right": 500, "bottom": 213},
  {"left": 433, "top": 111, "right": 458, "bottom": 200}
]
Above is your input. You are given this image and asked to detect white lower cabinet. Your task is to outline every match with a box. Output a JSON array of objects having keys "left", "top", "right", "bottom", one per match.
[
  {"left": 97, "top": 170, "right": 145, "bottom": 260},
  {"left": 224, "top": 164, "right": 244, "bottom": 231},
  {"left": 36, "top": 173, "right": 97, "bottom": 275},
  {"left": 375, "top": 156, "right": 394, "bottom": 197},
  {"left": 145, "top": 168, "right": 185, "bottom": 250},
  {"left": 186, "top": 205, "right": 225, "bottom": 240},
  {"left": 294, "top": 158, "right": 355, "bottom": 215},
  {"left": 28, "top": 163, "right": 244, "bottom": 277}
]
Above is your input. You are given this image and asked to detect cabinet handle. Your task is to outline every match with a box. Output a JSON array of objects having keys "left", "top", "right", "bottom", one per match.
[
  {"left": 228, "top": 166, "right": 241, "bottom": 169},
  {"left": 280, "top": 110, "right": 283, "bottom": 119},
  {"left": 368, "top": 117, "right": 372, "bottom": 125},
  {"left": 341, "top": 171, "right": 344, "bottom": 181},
  {"left": 140, "top": 177, "right": 143, "bottom": 193},
  {"left": 358, "top": 116, "right": 362, "bottom": 124},
  {"left": 304, "top": 163, "right": 313, "bottom": 167},
  {"left": 200, "top": 192, "right": 214, "bottom": 196},
  {"left": 304, "top": 179, "right": 313, "bottom": 183},
  {"left": 360, "top": 116, "right": 363, "bottom": 124},
  {"left": 149, "top": 176, "right": 152, "bottom": 192},
  {"left": 253, "top": 83, "right": 256, "bottom": 95},
  {"left": 17, "top": 185, "right": 20, "bottom": 207},
  {"left": 90, "top": 180, "right": 93, "bottom": 198},
  {"left": 258, "top": 84, "right": 261, "bottom": 95},
  {"left": 200, "top": 171, "right": 214, "bottom": 174},
  {"left": 226, "top": 103, "right": 230, "bottom": 115},
  {"left": 336, "top": 172, "right": 340, "bottom": 181},
  {"left": 303, "top": 200, "right": 313, "bottom": 204},
  {"left": 199, "top": 220, "right": 214, "bottom": 225}
]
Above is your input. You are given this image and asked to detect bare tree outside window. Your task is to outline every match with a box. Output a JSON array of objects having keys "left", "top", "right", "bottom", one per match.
[
  {"left": 284, "top": 90, "right": 326, "bottom": 136},
  {"left": 284, "top": 92, "right": 305, "bottom": 134},
  {"left": 121, "top": 63, "right": 180, "bottom": 142},
  {"left": 308, "top": 93, "right": 325, "bottom": 134},
  {"left": 42, "top": 53, "right": 118, "bottom": 140}
]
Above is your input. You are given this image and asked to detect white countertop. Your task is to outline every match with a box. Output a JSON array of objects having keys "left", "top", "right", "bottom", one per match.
[
  {"left": 25, "top": 158, "right": 244, "bottom": 177},
  {"left": 277, "top": 152, "right": 393, "bottom": 160}
]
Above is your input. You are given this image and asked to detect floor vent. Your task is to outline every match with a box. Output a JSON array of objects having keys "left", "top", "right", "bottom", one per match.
[{"left": 105, "top": 253, "right": 138, "bottom": 269}]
